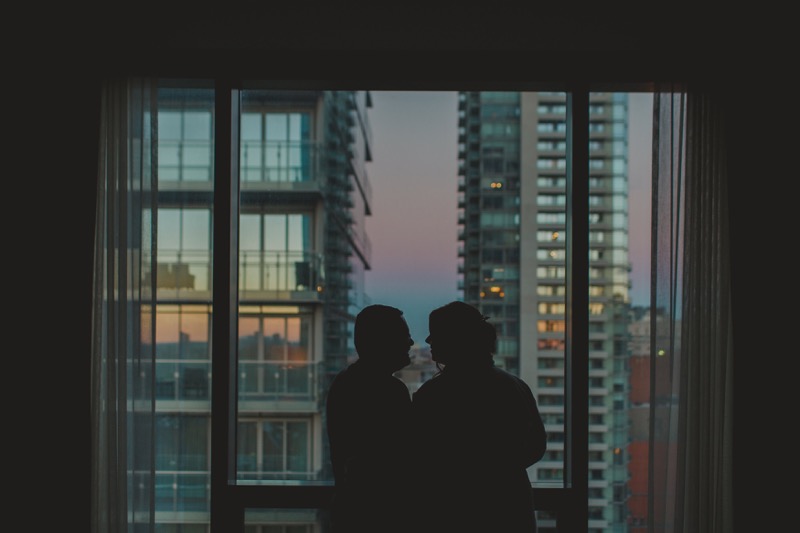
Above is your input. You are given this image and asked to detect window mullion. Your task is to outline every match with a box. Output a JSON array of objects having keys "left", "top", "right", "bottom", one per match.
[
  {"left": 562, "top": 87, "right": 590, "bottom": 532},
  {"left": 211, "top": 78, "right": 242, "bottom": 533}
]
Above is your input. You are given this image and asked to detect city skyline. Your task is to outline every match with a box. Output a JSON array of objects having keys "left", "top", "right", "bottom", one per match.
[{"left": 365, "top": 90, "right": 652, "bottom": 343}]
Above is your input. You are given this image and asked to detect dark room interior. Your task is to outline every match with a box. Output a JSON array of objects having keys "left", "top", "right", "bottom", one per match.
[{"left": 11, "top": 3, "right": 794, "bottom": 531}]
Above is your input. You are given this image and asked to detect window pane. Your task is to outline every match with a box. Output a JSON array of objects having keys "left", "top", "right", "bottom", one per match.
[
  {"left": 153, "top": 82, "right": 215, "bottom": 525},
  {"left": 238, "top": 422, "right": 258, "bottom": 473},
  {"left": 262, "top": 421, "right": 285, "bottom": 472},
  {"left": 286, "top": 421, "right": 309, "bottom": 472}
]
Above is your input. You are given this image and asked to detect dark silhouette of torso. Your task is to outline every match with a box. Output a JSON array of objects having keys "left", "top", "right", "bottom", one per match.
[
  {"left": 326, "top": 358, "right": 412, "bottom": 532},
  {"left": 412, "top": 361, "right": 547, "bottom": 532}
]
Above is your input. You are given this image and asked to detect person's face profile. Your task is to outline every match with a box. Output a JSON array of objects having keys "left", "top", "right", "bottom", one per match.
[
  {"left": 426, "top": 312, "right": 469, "bottom": 365},
  {"left": 426, "top": 319, "right": 452, "bottom": 364}
]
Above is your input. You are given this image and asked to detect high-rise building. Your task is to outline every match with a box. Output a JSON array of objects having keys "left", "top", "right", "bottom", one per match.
[
  {"left": 152, "top": 86, "right": 373, "bottom": 530},
  {"left": 456, "top": 91, "right": 632, "bottom": 531}
]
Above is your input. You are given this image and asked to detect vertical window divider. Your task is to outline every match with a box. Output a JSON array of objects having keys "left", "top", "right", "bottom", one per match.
[
  {"left": 562, "top": 86, "right": 590, "bottom": 532},
  {"left": 211, "top": 78, "right": 242, "bottom": 533}
]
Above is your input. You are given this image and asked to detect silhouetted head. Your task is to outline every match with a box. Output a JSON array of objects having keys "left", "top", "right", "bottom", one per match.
[
  {"left": 425, "top": 301, "right": 496, "bottom": 367},
  {"left": 354, "top": 304, "right": 414, "bottom": 373}
]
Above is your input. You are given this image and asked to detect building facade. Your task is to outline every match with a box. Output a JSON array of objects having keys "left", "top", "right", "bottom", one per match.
[
  {"left": 151, "top": 86, "right": 373, "bottom": 531},
  {"left": 456, "top": 91, "right": 632, "bottom": 531}
]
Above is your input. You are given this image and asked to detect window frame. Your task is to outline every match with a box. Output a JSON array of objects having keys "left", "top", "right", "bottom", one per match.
[{"left": 203, "top": 79, "right": 657, "bottom": 532}]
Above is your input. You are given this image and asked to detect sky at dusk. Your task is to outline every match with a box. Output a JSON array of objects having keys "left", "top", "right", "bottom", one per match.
[{"left": 363, "top": 91, "right": 652, "bottom": 344}]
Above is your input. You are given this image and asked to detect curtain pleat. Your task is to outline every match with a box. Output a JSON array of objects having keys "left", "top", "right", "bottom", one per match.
[
  {"left": 650, "top": 89, "right": 734, "bottom": 532},
  {"left": 91, "top": 78, "right": 158, "bottom": 533},
  {"left": 678, "top": 91, "right": 734, "bottom": 533},
  {"left": 650, "top": 90, "right": 686, "bottom": 533}
]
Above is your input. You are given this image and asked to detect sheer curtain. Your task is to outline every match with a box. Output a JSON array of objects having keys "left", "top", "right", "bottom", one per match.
[
  {"left": 650, "top": 89, "right": 734, "bottom": 532},
  {"left": 91, "top": 78, "right": 158, "bottom": 533}
]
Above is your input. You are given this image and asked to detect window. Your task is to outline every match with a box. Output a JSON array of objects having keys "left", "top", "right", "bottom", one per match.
[
  {"left": 241, "top": 111, "right": 311, "bottom": 183},
  {"left": 238, "top": 419, "right": 312, "bottom": 481},
  {"left": 96, "top": 84, "right": 659, "bottom": 533},
  {"left": 238, "top": 310, "right": 314, "bottom": 399},
  {"left": 240, "top": 214, "right": 316, "bottom": 292},
  {"left": 159, "top": 104, "right": 214, "bottom": 182}
]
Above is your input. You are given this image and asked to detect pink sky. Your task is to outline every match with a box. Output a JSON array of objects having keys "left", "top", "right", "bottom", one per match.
[{"left": 364, "top": 91, "right": 652, "bottom": 343}]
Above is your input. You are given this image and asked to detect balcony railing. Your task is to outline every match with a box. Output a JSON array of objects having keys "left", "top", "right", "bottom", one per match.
[
  {"left": 155, "top": 360, "right": 212, "bottom": 401},
  {"left": 146, "top": 250, "right": 325, "bottom": 301},
  {"left": 239, "top": 360, "right": 322, "bottom": 403},
  {"left": 158, "top": 140, "right": 329, "bottom": 191},
  {"left": 153, "top": 360, "right": 324, "bottom": 404},
  {"left": 145, "top": 250, "right": 211, "bottom": 295},
  {"left": 240, "top": 140, "right": 322, "bottom": 185},
  {"left": 240, "top": 250, "right": 325, "bottom": 300},
  {"left": 153, "top": 471, "right": 209, "bottom": 513}
]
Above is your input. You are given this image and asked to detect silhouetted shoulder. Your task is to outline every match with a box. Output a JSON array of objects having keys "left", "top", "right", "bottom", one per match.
[{"left": 489, "top": 366, "right": 535, "bottom": 392}]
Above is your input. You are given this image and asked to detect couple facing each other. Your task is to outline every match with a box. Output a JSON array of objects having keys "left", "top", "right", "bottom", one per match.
[{"left": 325, "top": 301, "right": 548, "bottom": 533}]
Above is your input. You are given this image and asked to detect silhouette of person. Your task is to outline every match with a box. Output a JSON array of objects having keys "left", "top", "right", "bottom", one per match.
[
  {"left": 325, "top": 304, "right": 415, "bottom": 533},
  {"left": 411, "top": 301, "right": 547, "bottom": 533}
]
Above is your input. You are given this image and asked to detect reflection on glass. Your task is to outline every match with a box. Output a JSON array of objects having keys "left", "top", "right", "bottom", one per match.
[
  {"left": 152, "top": 83, "right": 216, "bottom": 525},
  {"left": 237, "top": 419, "right": 312, "bottom": 481},
  {"left": 241, "top": 111, "right": 312, "bottom": 183},
  {"left": 240, "top": 214, "right": 315, "bottom": 293},
  {"left": 238, "top": 311, "right": 314, "bottom": 402},
  {"left": 154, "top": 414, "right": 210, "bottom": 512}
]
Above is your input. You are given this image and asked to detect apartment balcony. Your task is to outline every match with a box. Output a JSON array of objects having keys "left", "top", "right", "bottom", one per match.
[
  {"left": 537, "top": 92, "right": 567, "bottom": 103},
  {"left": 588, "top": 442, "right": 610, "bottom": 453},
  {"left": 238, "top": 360, "right": 324, "bottom": 413},
  {"left": 152, "top": 360, "right": 323, "bottom": 413},
  {"left": 589, "top": 385, "right": 609, "bottom": 396},
  {"left": 348, "top": 143, "right": 372, "bottom": 199},
  {"left": 588, "top": 368, "right": 610, "bottom": 378},
  {"left": 145, "top": 252, "right": 212, "bottom": 302},
  {"left": 588, "top": 460, "right": 608, "bottom": 471},
  {"left": 151, "top": 473, "right": 210, "bottom": 518},
  {"left": 239, "top": 141, "right": 327, "bottom": 194},
  {"left": 588, "top": 145, "right": 613, "bottom": 158},
  {"left": 609, "top": 464, "right": 629, "bottom": 484},
  {"left": 537, "top": 367, "right": 562, "bottom": 378},
  {"left": 588, "top": 497, "right": 608, "bottom": 509},
  {"left": 145, "top": 250, "right": 327, "bottom": 304},
  {"left": 151, "top": 476, "right": 325, "bottom": 520},
  {"left": 536, "top": 129, "right": 567, "bottom": 140},
  {"left": 158, "top": 139, "right": 330, "bottom": 192},
  {"left": 239, "top": 251, "right": 325, "bottom": 303},
  {"left": 588, "top": 330, "right": 610, "bottom": 341},
  {"left": 153, "top": 359, "right": 213, "bottom": 405}
]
